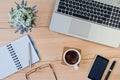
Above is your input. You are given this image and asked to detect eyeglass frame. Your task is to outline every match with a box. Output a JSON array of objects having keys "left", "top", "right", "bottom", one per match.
[{"left": 25, "top": 64, "right": 58, "bottom": 80}]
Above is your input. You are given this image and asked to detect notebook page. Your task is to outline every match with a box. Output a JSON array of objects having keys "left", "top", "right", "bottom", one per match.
[
  {"left": 10, "top": 35, "right": 40, "bottom": 69},
  {"left": 0, "top": 46, "right": 17, "bottom": 79}
]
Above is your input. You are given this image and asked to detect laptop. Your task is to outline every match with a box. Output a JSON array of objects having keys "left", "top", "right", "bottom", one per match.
[{"left": 49, "top": 0, "right": 120, "bottom": 48}]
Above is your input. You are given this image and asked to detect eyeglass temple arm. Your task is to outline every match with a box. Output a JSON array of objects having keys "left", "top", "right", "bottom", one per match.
[{"left": 49, "top": 64, "right": 58, "bottom": 80}]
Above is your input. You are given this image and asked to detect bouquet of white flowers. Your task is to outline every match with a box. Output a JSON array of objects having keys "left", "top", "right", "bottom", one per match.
[{"left": 8, "top": 0, "right": 37, "bottom": 34}]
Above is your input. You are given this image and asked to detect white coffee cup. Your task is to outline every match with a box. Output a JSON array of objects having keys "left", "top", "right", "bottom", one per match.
[{"left": 63, "top": 49, "right": 81, "bottom": 70}]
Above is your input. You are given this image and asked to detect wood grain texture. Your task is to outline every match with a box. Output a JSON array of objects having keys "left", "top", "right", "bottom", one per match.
[{"left": 0, "top": 0, "right": 119, "bottom": 80}]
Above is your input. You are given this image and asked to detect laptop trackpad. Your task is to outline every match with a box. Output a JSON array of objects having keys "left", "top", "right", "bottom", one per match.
[{"left": 68, "top": 19, "right": 91, "bottom": 38}]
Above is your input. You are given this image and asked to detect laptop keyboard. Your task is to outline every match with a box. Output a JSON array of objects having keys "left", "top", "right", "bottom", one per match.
[{"left": 57, "top": 0, "right": 120, "bottom": 29}]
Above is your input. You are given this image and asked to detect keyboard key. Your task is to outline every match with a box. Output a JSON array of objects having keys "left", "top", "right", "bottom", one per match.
[
  {"left": 73, "top": 13, "right": 89, "bottom": 20},
  {"left": 69, "top": 12, "right": 72, "bottom": 15},
  {"left": 58, "top": 5, "right": 66, "bottom": 9},
  {"left": 107, "top": 7, "right": 112, "bottom": 11},
  {"left": 57, "top": 9, "right": 61, "bottom": 12},
  {"left": 97, "top": 20, "right": 102, "bottom": 24},
  {"left": 102, "top": 17, "right": 106, "bottom": 21}
]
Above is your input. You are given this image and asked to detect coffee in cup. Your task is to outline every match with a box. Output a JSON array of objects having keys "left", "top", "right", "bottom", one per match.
[{"left": 63, "top": 49, "right": 81, "bottom": 70}]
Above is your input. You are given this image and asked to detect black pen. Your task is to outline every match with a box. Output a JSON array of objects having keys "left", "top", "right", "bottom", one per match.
[{"left": 104, "top": 60, "right": 116, "bottom": 80}]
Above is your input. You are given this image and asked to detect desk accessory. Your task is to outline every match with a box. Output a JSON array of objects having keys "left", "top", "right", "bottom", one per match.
[
  {"left": 88, "top": 55, "right": 109, "bottom": 80},
  {"left": 0, "top": 35, "right": 40, "bottom": 79},
  {"left": 50, "top": 0, "right": 120, "bottom": 48},
  {"left": 104, "top": 60, "right": 116, "bottom": 80},
  {"left": 8, "top": 0, "right": 37, "bottom": 34},
  {"left": 25, "top": 64, "right": 58, "bottom": 80},
  {"left": 62, "top": 47, "right": 81, "bottom": 70},
  {"left": 28, "top": 42, "right": 32, "bottom": 68}
]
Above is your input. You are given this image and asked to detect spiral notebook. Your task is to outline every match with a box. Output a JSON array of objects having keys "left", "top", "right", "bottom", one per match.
[{"left": 0, "top": 35, "right": 40, "bottom": 79}]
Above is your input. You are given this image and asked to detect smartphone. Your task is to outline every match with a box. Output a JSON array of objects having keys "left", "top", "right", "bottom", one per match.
[{"left": 88, "top": 55, "right": 109, "bottom": 80}]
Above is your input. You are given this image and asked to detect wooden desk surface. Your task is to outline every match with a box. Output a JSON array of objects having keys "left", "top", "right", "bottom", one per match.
[{"left": 1, "top": 0, "right": 120, "bottom": 80}]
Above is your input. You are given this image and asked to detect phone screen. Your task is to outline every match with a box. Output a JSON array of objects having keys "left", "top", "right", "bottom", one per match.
[{"left": 88, "top": 55, "right": 109, "bottom": 80}]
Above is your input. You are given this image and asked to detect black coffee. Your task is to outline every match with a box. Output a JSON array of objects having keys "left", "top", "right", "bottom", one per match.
[{"left": 65, "top": 50, "right": 79, "bottom": 65}]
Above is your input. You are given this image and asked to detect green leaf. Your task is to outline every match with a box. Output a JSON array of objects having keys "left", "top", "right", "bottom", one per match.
[
  {"left": 21, "top": 0, "right": 25, "bottom": 7},
  {"left": 15, "top": 2, "right": 20, "bottom": 9},
  {"left": 25, "top": 1, "right": 27, "bottom": 6}
]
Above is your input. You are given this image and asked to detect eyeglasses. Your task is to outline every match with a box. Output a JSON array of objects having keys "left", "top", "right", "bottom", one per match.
[{"left": 25, "top": 64, "right": 58, "bottom": 80}]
